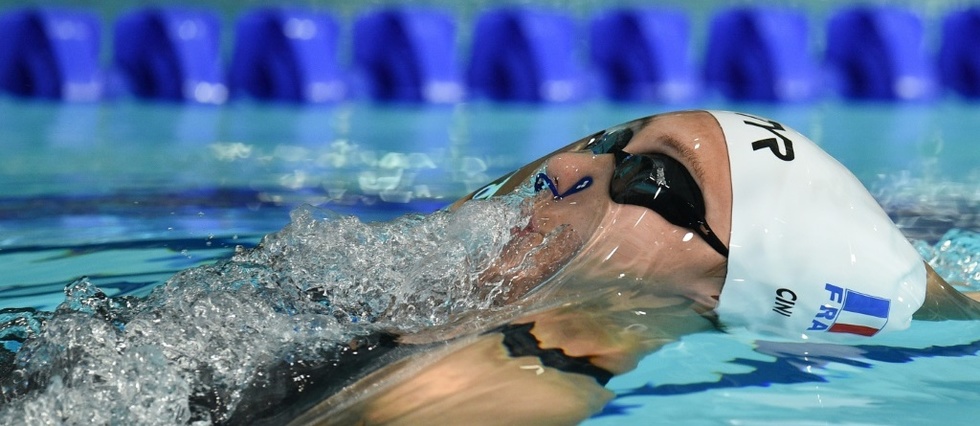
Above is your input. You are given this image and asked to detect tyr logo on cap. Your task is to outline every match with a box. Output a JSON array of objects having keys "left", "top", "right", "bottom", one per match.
[{"left": 736, "top": 113, "right": 796, "bottom": 162}]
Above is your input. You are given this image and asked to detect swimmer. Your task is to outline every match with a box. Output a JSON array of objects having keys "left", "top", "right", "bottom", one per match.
[
  {"left": 286, "top": 110, "right": 980, "bottom": 425},
  {"left": 4, "top": 110, "right": 972, "bottom": 424}
]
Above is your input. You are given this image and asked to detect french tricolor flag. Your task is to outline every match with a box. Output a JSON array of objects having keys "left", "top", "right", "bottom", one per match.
[{"left": 828, "top": 290, "right": 890, "bottom": 337}]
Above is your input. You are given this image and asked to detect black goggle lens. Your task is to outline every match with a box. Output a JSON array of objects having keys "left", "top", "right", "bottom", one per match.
[
  {"left": 586, "top": 128, "right": 633, "bottom": 155},
  {"left": 585, "top": 129, "right": 729, "bottom": 257}
]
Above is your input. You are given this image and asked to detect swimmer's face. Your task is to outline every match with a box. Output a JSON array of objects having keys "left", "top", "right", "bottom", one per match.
[{"left": 460, "top": 111, "right": 733, "bottom": 310}]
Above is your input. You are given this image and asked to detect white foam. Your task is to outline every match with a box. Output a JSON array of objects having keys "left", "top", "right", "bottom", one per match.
[{"left": 0, "top": 196, "right": 533, "bottom": 424}]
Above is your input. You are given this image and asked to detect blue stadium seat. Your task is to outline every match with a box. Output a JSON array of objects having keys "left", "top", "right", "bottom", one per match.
[
  {"left": 467, "top": 7, "right": 583, "bottom": 102},
  {"left": 113, "top": 7, "right": 225, "bottom": 104},
  {"left": 0, "top": 8, "right": 101, "bottom": 101},
  {"left": 590, "top": 8, "right": 697, "bottom": 102},
  {"left": 353, "top": 8, "right": 462, "bottom": 103},
  {"left": 825, "top": 6, "right": 936, "bottom": 101},
  {"left": 704, "top": 7, "right": 816, "bottom": 102},
  {"left": 229, "top": 8, "right": 345, "bottom": 103},
  {"left": 939, "top": 8, "right": 980, "bottom": 98}
]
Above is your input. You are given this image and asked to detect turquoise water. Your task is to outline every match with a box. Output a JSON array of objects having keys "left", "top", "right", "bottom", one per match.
[{"left": 1, "top": 99, "right": 980, "bottom": 424}]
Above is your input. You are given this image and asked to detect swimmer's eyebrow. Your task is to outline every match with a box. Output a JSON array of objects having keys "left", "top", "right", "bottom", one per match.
[{"left": 657, "top": 134, "right": 709, "bottom": 187}]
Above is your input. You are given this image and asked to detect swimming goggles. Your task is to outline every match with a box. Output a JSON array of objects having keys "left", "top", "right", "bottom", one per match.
[{"left": 587, "top": 126, "right": 730, "bottom": 258}]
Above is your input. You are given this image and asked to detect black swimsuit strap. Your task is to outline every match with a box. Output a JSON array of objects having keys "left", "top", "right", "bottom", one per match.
[
  {"left": 489, "top": 322, "right": 614, "bottom": 386},
  {"left": 225, "top": 331, "right": 403, "bottom": 425}
]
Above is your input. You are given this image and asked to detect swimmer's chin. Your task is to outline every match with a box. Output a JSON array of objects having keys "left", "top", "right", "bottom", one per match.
[{"left": 478, "top": 218, "right": 586, "bottom": 307}]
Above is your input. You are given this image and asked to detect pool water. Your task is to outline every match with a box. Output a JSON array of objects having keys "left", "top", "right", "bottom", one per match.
[{"left": 2, "top": 99, "right": 980, "bottom": 424}]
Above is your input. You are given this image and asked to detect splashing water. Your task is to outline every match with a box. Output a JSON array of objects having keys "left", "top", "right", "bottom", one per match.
[
  {"left": 873, "top": 172, "right": 980, "bottom": 242},
  {"left": 0, "top": 196, "right": 541, "bottom": 424},
  {"left": 915, "top": 229, "right": 980, "bottom": 290}
]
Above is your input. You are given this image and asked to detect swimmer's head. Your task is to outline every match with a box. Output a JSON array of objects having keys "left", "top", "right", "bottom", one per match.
[
  {"left": 709, "top": 111, "right": 926, "bottom": 339},
  {"left": 456, "top": 110, "right": 927, "bottom": 340},
  {"left": 456, "top": 111, "right": 733, "bottom": 310}
]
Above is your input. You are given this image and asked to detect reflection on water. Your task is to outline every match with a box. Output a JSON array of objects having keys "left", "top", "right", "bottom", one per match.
[
  {"left": 0, "top": 100, "right": 611, "bottom": 203},
  {"left": 3, "top": 100, "right": 979, "bottom": 200}
]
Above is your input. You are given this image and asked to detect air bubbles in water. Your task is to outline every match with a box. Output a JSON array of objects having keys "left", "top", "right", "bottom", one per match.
[{"left": 917, "top": 229, "right": 980, "bottom": 290}]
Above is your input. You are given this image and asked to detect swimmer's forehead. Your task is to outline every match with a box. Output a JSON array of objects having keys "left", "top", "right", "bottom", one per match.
[
  {"left": 578, "top": 111, "right": 720, "bottom": 147},
  {"left": 646, "top": 112, "right": 727, "bottom": 172},
  {"left": 585, "top": 111, "right": 727, "bottom": 184},
  {"left": 628, "top": 111, "right": 733, "bottom": 243}
]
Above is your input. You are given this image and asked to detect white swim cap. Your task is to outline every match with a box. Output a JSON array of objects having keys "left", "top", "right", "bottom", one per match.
[{"left": 709, "top": 110, "right": 926, "bottom": 340}]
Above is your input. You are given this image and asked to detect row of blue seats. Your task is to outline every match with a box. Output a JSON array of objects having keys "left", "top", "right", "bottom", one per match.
[{"left": 1, "top": 5, "right": 979, "bottom": 104}]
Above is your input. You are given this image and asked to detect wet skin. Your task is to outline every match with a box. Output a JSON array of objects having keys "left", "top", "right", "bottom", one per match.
[
  {"left": 293, "top": 111, "right": 734, "bottom": 425},
  {"left": 480, "top": 111, "right": 733, "bottom": 312}
]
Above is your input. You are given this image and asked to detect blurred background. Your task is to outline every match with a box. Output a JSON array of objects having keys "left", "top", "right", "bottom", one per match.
[{"left": 2, "top": 0, "right": 976, "bottom": 104}]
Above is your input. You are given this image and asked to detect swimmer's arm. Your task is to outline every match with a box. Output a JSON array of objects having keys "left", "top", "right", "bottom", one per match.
[
  {"left": 307, "top": 302, "right": 708, "bottom": 425},
  {"left": 913, "top": 263, "right": 980, "bottom": 321}
]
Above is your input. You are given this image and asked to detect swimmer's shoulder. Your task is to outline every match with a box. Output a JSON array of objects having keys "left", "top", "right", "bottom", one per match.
[
  {"left": 288, "top": 328, "right": 613, "bottom": 426},
  {"left": 915, "top": 263, "right": 980, "bottom": 320},
  {"left": 288, "top": 299, "right": 714, "bottom": 425}
]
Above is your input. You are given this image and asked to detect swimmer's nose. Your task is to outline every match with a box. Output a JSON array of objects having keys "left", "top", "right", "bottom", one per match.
[{"left": 537, "top": 152, "right": 615, "bottom": 201}]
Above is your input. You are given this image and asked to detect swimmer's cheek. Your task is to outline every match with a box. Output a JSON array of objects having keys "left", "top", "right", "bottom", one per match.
[{"left": 356, "top": 335, "right": 612, "bottom": 426}]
